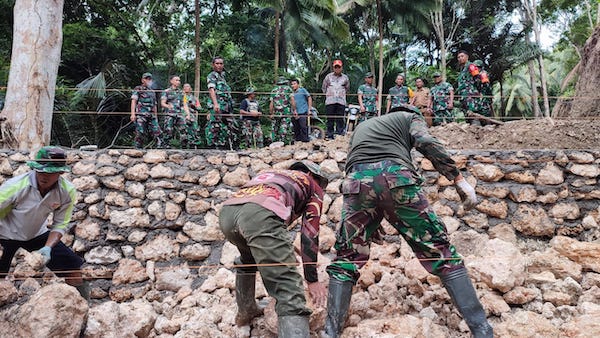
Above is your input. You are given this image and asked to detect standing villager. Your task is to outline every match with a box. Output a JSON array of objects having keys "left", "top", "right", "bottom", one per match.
[
  {"left": 206, "top": 56, "right": 239, "bottom": 149},
  {"left": 411, "top": 77, "right": 433, "bottom": 126},
  {"left": 323, "top": 106, "right": 493, "bottom": 338},
  {"left": 219, "top": 160, "right": 329, "bottom": 337},
  {"left": 0, "top": 147, "right": 89, "bottom": 300},
  {"left": 322, "top": 59, "right": 350, "bottom": 139},
  {"left": 130, "top": 72, "right": 163, "bottom": 149},
  {"left": 291, "top": 79, "right": 312, "bottom": 143},
  {"left": 430, "top": 72, "right": 455, "bottom": 125},
  {"left": 357, "top": 72, "right": 378, "bottom": 121},
  {"left": 269, "top": 76, "right": 296, "bottom": 145}
]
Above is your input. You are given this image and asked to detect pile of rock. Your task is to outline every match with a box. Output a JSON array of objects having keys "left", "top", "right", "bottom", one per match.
[{"left": 0, "top": 144, "right": 599, "bottom": 337}]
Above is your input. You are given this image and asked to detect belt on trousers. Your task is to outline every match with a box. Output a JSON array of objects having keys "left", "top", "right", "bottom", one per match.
[{"left": 349, "top": 160, "right": 396, "bottom": 173}]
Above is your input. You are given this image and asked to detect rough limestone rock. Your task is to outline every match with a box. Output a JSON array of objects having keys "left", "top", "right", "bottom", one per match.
[
  {"left": 134, "top": 234, "right": 180, "bottom": 261},
  {"left": 511, "top": 204, "right": 555, "bottom": 237},
  {"left": 112, "top": 259, "right": 148, "bottom": 285},
  {"left": 494, "top": 310, "right": 560, "bottom": 337},
  {"left": 536, "top": 163, "right": 564, "bottom": 185},
  {"left": 341, "top": 315, "right": 449, "bottom": 338},
  {"left": 471, "top": 164, "right": 504, "bottom": 182},
  {"left": 84, "top": 246, "right": 123, "bottom": 264},
  {"left": 85, "top": 299, "right": 157, "bottom": 338},
  {"left": 551, "top": 236, "right": 600, "bottom": 273},
  {"left": 0, "top": 281, "right": 18, "bottom": 306},
  {"left": 466, "top": 238, "right": 526, "bottom": 292},
  {"left": 4, "top": 284, "right": 88, "bottom": 338},
  {"left": 222, "top": 167, "right": 250, "bottom": 187}
]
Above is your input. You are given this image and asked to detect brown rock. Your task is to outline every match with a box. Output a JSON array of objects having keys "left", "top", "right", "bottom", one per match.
[
  {"left": 528, "top": 249, "right": 582, "bottom": 281},
  {"left": 222, "top": 167, "right": 250, "bottom": 187},
  {"left": 494, "top": 310, "right": 560, "bottom": 337},
  {"left": 462, "top": 212, "right": 489, "bottom": 230},
  {"left": 503, "top": 286, "right": 539, "bottom": 305},
  {"left": 340, "top": 315, "right": 449, "bottom": 338},
  {"left": 149, "top": 163, "right": 174, "bottom": 179},
  {"left": 536, "top": 191, "right": 560, "bottom": 204},
  {"left": 475, "top": 199, "right": 508, "bottom": 218},
  {"left": 536, "top": 163, "right": 564, "bottom": 185},
  {"left": 124, "top": 163, "right": 150, "bottom": 181},
  {"left": 549, "top": 202, "right": 581, "bottom": 220},
  {"left": 112, "top": 259, "right": 148, "bottom": 285},
  {"left": 466, "top": 238, "right": 526, "bottom": 292},
  {"left": 505, "top": 171, "right": 536, "bottom": 184},
  {"left": 180, "top": 243, "right": 211, "bottom": 261},
  {"left": 471, "top": 164, "right": 504, "bottom": 182},
  {"left": 155, "top": 265, "right": 192, "bottom": 291},
  {"left": 551, "top": 236, "right": 600, "bottom": 273},
  {"left": 109, "top": 208, "right": 150, "bottom": 228},
  {"left": 508, "top": 186, "right": 537, "bottom": 202},
  {"left": 0, "top": 281, "right": 18, "bottom": 306},
  {"left": 480, "top": 290, "right": 511, "bottom": 315},
  {"left": 143, "top": 150, "right": 167, "bottom": 163},
  {"left": 475, "top": 185, "right": 510, "bottom": 198},
  {"left": 569, "top": 164, "right": 600, "bottom": 178},
  {"left": 183, "top": 220, "right": 224, "bottom": 242},
  {"left": 71, "top": 176, "right": 100, "bottom": 191},
  {"left": 134, "top": 234, "right": 180, "bottom": 261},
  {"left": 198, "top": 169, "right": 221, "bottom": 186},
  {"left": 512, "top": 205, "right": 555, "bottom": 236},
  {"left": 561, "top": 312, "right": 600, "bottom": 337},
  {"left": 543, "top": 290, "right": 574, "bottom": 306},
  {"left": 185, "top": 198, "right": 211, "bottom": 215},
  {"left": 85, "top": 299, "right": 157, "bottom": 337}
]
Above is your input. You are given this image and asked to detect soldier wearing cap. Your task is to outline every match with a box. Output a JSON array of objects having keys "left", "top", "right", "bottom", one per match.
[
  {"left": 0, "top": 146, "right": 89, "bottom": 299},
  {"left": 219, "top": 160, "right": 329, "bottom": 337},
  {"left": 239, "top": 87, "right": 264, "bottom": 148},
  {"left": 269, "top": 76, "right": 296, "bottom": 145},
  {"left": 130, "top": 72, "right": 164, "bottom": 149},
  {"left": 430, "top": 72, "right": 455, "bottom": 125},
  {"left": 323, "top": 107, "right": 492, "bottom": 338},
  {"left": 357, "top": 72, "right": 378, "bottom": 120},
  {"left": 322, "top": 59, "right": 350, "bottom": 139}
]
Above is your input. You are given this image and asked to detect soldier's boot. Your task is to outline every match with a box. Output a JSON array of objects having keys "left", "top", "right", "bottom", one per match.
[
  {"left": 235, "top": 272, "right": 263, "bottom": 326},
  {"left": 278, "top": 315, "right": 309, "bottom": 338},
  {"left": 441, "top": 268, "right": 493, "bottom": 338},
  {"left": 323, "top": 278, "right": 353, "bottom": 338}
]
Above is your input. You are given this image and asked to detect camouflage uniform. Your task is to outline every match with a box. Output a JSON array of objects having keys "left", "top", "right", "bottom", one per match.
[
  {"left": 270, "top": 84, "right": 294, "bottom": 144},
  {"left": 430, "top": 81, "right": 455, "bottom": 125},
  {"left": 357, "top": 83, "right": 377, "bottom": 120},
  {"left": 239, "top": 97, "right": 264, "bottom": 149},
  {"left": 206, "top": 71, "right": 239, "bottom": 149},
  {"left": 131, "top": 85, "right": 162, "bottom": 148},
  {"left": 162, "top": 87, "right": 187, "bottom": 147},
  {"left": 457, "top": 62, "right": 484, "bottom": 117},
  {"left": 326, "top": 109, "right": 464, "bottom": 283},
  {"left": 475, "top": 69, "right": 493, "bottom": 118},
  {"left": 183, "top": 93, "right": 202, "bottom": 148},
  {"left": 387, "top": 85, "right": 413, "bottom": 112}
]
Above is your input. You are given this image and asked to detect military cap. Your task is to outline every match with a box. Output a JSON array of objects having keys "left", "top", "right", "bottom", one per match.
[
  {"left": 276, "top": 76, "right": 289, "bottom": 85},
  {"left": 433, "top": 72, "right": 442, "bottom": 77},
  {"left": 473, "top": 60, "right": 484, "bottom": 67},
  {"left": 27, "top": 146, "right": 70, "bottom": 173},
  {"left": 289, "top": 160, "right": 329, "bottom": 189},
  {"left": 245, "top": 87, "right": 255, "bottom": 95},
  {"left": 142, "top": 72, "right": 153, "bottom": 79},
  {"left": 365, "top": 72, "right": 374, "bottom": 78}
]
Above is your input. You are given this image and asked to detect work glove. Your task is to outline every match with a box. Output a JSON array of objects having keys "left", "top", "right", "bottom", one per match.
[
  {"left": 35, "top": 246, "right": 52, "bottom": 265},
  {"left": 456, "top": 179, "right": 477, "bottom": 210}
]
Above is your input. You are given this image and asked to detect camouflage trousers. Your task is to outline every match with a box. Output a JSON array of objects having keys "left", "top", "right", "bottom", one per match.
[
  {"left": 184, "top": 118, "right": 202, "bottom": 148},
  {"left": 205, "top": 113, "right": 240, "bottom": 149},
  {"left": 433, "top": 109, "right": 455, "bottom": 126},
  {"left": 163, "top": 113, "right": 187, "bottom": 145},
  {"left": 134, "top": 113, "right": 162, "bottom": 149},
  {"left": 360, "top": 110, "right": 378, "bottom": 122},
  {"left": 219, "top": 203, "right": 311, "bottom": 317},
  {"left": 240, "top": 119, "right": 264, "bottom": 149},
  {"left": 326, "top": 160, "right": 463, "bottom": 283},
  {"left": 271, "top": 116, "right": 293, "bottom": 145}
]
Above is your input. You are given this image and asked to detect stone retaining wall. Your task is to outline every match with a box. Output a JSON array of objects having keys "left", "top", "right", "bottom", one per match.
[{"left": 0, "top": 145, "right": 599, "bottom": 337}]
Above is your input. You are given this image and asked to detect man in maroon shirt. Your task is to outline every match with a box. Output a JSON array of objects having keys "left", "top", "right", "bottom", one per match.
[{"left": 219, "top": 160, "right": 328, "bottom": 337}]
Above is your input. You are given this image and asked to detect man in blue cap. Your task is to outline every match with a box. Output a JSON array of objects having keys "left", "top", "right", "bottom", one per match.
[{"left": 0, "top": 146, "right": 88, "bottom": 299}]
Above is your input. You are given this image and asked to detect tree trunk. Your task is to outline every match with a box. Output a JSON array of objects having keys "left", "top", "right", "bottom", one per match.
[
  {"left": 376, "top": 0, "right": 384, "bottom": 114},
  {"left": 553, "top": 25, "right": 600, "bottom": 117},
  {"left": 527, "top": 59, "right": 541, "bottom": 118},
  {"left": 1, "top": 0, "right": 64, "bottom": 150},
  {"left": 194, "top": 0, "right": 201, "bottom": 94},
  {"left": 274, "top": 10, "right": 280, "bottom": 82}
]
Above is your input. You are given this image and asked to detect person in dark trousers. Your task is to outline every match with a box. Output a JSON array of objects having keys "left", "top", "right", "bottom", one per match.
[
  {"left": 291, "top": 79, "right": 312, "bottom": 142},
  {"left": 323, "top": 106, "right": 493, "bottom": 338},
  {"left": 322, "top": 59, "right": 350, "bottom": 139}
]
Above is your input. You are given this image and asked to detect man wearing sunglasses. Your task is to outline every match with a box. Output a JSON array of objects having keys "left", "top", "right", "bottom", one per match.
[{"left": 0, "top": 146, "right": 88, "bottom": 299}]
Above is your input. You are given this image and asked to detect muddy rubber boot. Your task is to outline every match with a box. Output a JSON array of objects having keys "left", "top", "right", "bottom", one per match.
[
  {"left": 278, "top": 315, "right": 309, "bottom": 338},
  {"left": 323, "top": 278, "right": 354, "bottom": 338},
  {"left": 441, "top": 268, "right": 493, "bottom": 338},
  {"left": 235, "top": 272, "right": 263, "bottom": 326}
]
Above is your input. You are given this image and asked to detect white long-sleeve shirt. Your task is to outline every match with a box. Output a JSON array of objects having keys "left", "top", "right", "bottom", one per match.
[{"left": 0, "top": 171, "right": 77, "bottom": 241}]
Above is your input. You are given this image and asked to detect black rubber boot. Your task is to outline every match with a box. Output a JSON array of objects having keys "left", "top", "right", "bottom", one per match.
[
  {"left": 278, "top": 315, "right": 310, "bottom": 338},
  {"left": 441, "top": 268, "right": 493, "bottom": 338},
  {"left": 235, "top": 272, "right": 263, "bottom": 326},
  {"left": 323, "top": 278, "right": 354, "bottom": 338}
]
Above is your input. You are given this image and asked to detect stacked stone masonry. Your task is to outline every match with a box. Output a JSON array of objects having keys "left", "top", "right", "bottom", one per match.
[{"left": 0, "top": 146, "right": 599, "bottom": 337}]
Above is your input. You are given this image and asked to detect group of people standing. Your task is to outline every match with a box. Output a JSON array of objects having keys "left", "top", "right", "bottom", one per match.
[{"left": 130, "top": 51, "right": 493, "bottom": 150}]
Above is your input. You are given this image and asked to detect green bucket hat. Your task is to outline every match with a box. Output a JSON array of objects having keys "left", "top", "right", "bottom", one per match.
[
  {"left": 27, "top": 146, "right": 70, "bottom": 173},
  {"left": 289, "top": 160, "right": 329, "bottom": 189}
]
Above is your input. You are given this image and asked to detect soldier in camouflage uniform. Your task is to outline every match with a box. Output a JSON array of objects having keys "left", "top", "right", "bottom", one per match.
[
  {"left": 457, "top": 51, "right": 486, "bottom": 125},
  {"left": 130, "top": 72, "right": 164, "bottom": 149},
  {"left": 323, "top": 106, "right": 493, "bottom": 338},
  {"left": 385, "top": 74, "right": 414, "bottom": 114},
  {"left": 219, "top": 160, "right": 328, "bottom": 337},
  {"left": 161, "top": 75, "right": 190, "bottom": 148},
  {"left": 473, "top": 60, "right": 493, "bottom": 120},
  {"left": 269, "top": 76, "right": 296, "bottom": 145},
  {"left": 206, "top": 56, "right": 239, "bottom": 149},
  {"left": 429, "top": 72, "right": 455, "bottom": 125},
  {"left": 239, "top": 87, "right": 264, "bottom": 149},
  {"left": 357, "top": 72, "right": 378, "bottom": 120},
  {"left": 182, "top": 83, "right": 202, "bottom": 149}
]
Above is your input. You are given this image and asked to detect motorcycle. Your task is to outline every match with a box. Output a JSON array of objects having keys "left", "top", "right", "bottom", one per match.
[
  {"left": 344, "top": 104, "right": 360, "bottom": 134},
  {"left": 307, "top": 107, "right": 326, "bottom": 141}
]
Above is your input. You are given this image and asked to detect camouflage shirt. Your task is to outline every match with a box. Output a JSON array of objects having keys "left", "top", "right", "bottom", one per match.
[
  {"left": 222, "top": 169, "right": 324, "bottom": 282},
  {"left": 161, "top": 87, "right": 184, "bottom": 115},
  {"left": 207, "top": 71, "right": 233, "bottom": 112},
  {"left": 387, "top": 85, "right": 413, "bottom": 109},
  {"left": 346, "top": 111, "right": 460, "bottom": 181},
  {"left": 270, "top": 85, "right": 294, "bottom": 113},
  {"left": 430, "top": 82, "right": 454, "bottom": 112},
  {"left": 457, "top": 62, "right": 481, "bottom": 99},
  {"left": 184, "top": 93, "right": 199, "bottom": 112},
  {"left": 358, "top": 84, "right": 377, "bottom": 112},
  {"left": 131, "top": 85, "right": 156, "bottom": 114}
]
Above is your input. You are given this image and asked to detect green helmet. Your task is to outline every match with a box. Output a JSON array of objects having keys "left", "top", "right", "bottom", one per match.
[
  {"left": 27, "top": 146, "right": 70, "bottom": 173},
  {"left": 289, "top": 160, "right": 329, "bottom": 189}
]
